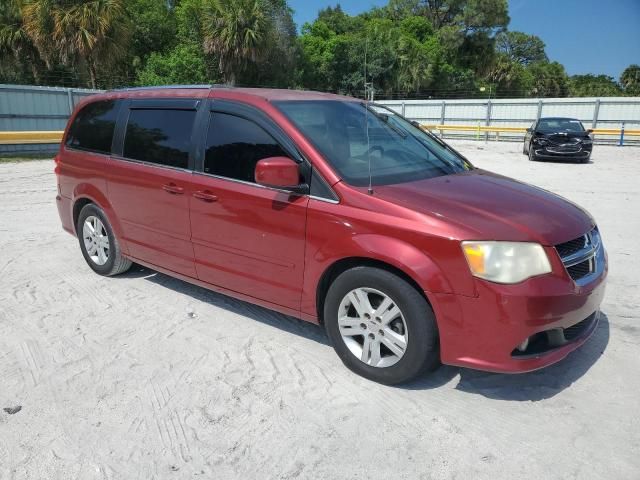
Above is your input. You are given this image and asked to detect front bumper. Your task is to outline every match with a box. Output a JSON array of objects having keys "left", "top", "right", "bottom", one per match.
[
  {"left": 533, "top": 145, "right": 592, "bottom": 160},
  {"left": 432, "top": 247, "right": 607, "bottom": 373}
]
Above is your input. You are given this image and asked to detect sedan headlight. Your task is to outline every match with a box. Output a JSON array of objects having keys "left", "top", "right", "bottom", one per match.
[
  {"left": 533, "top": 137, "right": 548, "bottom": 145},
  {"left": 461, "top": 241, "right": 552, "bottom": 284}
]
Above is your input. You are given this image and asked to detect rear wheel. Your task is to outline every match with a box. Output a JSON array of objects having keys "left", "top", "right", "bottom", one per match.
[
  {"left": 324, "top": 266, "right": 439, "bottom": 385},
  {"left": 77, "top": 203, "right": 131, "bottom": 276}
]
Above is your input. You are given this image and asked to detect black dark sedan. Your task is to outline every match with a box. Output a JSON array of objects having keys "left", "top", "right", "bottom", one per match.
[{"left": 524, "top": 117, "right": 593, "bottom": 163}]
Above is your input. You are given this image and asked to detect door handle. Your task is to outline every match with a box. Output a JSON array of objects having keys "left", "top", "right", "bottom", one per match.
[
  {"left": 193, "top": 190, "right": 218, "bottom": 202},
  {"left": 162, "top": 183, "right": 185, "bottom": 195}
]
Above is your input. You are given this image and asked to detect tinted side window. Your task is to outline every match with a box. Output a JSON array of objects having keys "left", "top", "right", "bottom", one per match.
[
  {"left": 205, "top": 113, "right": 288, "bottom": 183},
  {"left": 123, "top": 109, "right": 196, "bottom": 169},
  {"left": 66, "top": 100, "right": 118, "bottom": 154}
]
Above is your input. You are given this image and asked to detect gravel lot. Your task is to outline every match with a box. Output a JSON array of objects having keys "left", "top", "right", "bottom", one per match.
[{"left": 1, "top": 140, "right": 639, "bottom": 480}]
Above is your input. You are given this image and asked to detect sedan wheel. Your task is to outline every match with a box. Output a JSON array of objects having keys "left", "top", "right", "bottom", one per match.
[{"left": 338, "top": 287, "right": 408, "bottom": 368}]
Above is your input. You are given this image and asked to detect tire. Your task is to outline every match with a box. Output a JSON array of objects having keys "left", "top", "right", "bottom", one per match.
[
  {"left": 324, "top": 266, "right": 439, "bottom": 385},
  {"left": 528, "top": 146, "right": 538, "bottom": 162},
  {"left": 76, "top": 203, "right": 131, "bottom": 276},
  {"left": 523, "top": 142, "right": 528, "bottom": 155}
]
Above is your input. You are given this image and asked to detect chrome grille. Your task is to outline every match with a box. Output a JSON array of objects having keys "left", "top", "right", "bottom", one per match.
[{"left": 555, "top": 228, "right": 602, "bottom": 284}]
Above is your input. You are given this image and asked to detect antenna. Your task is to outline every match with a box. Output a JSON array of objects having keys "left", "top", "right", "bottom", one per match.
[{"left": 364, "top": 36, "right": 373, "bottom": 195}]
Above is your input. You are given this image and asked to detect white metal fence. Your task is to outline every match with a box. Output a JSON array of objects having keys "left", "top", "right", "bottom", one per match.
[
  {"left": 378, "top": 97, "right": 640, "bottom": 143},
  {"left": 1, "top": 84, "right": 639, "bottom": 153}
]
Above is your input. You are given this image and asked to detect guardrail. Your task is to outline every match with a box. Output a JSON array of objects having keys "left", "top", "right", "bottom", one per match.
[
  {"left": 0, "top": 131, "right": 64, "bottom": 144},
  {"left": 1, "top": 126, "right": 639, "bottom": 146},
  {"left": 419, "top": 124, "right": 640, "bottom": 145}
]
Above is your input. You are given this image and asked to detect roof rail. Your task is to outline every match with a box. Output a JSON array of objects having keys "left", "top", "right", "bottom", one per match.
[{"left": 108, "top": 84, "right": 231, "bottom": 92}]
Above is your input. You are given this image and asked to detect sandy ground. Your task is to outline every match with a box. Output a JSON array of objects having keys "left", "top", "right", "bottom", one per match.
[{"left": 1, "top": 141, "right": 639, "bottom": 480}]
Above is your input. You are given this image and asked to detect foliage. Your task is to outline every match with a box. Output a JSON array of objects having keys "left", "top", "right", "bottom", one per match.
[
  {"left": 136, "top": 42, "right": 209, "bottom": 86},
  {"left": 569, "top": 74, "right": 622, "bottom": 97},
  {"left": 620, "top": 64, "right": 640, "bottom": 96},
  {"left": 0, "top": 0, "right": 635, "bottom": 98},
  {"left": 495, "top": 31, "right": 546, "bottom": 66},
  {"left": 527, "top": 61, "right": 569, "bottom": 98}
]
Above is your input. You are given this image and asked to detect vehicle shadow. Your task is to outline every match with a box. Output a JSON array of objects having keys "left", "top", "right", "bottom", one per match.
[
  {"left": 406, "top": 313, "right": 610, "bottom": 401},
  {"left": 121, "top": 265, "right": 330, "bottom": 346},
  {"left": 120, "top": 265, "right": 609, "bottom": 400}
]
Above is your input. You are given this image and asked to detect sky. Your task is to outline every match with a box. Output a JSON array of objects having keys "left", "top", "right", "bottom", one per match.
[{"left": 288, "top": 0, "right": 640, "bottom": 79}]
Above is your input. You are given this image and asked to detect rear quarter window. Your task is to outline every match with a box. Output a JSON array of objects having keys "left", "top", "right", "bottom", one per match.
[{"left": 66, "top": 100, "right": 119, "bottom": 154}]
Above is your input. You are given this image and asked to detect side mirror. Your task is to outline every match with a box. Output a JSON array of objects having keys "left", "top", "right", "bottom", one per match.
[
  {"left": 255, "top": 157, "right": 308, "bottom": 194},
  {"left": 526, "top": 128, "right": 532, "bottom": 133},
  {"left": 587, "top": 128, "right": 593, "bottom": 134}
]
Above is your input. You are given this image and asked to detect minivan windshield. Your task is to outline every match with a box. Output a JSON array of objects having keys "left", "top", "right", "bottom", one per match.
[{"left": 275, "top": 100, "right": 473, "bottom": 186}]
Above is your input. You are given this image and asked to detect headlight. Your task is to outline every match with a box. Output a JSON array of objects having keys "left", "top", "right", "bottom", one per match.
[
  {"left": 461, "top": 241, "right": 552, "bottom": 284},
  {"left": 581, "top": 138, "right": 593, "bottom": 144},
  {"left": 533, "top": 137, "right": 548, "bottom": 145}
]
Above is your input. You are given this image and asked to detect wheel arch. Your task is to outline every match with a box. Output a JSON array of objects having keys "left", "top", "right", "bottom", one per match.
[
  {"left": 71, "top": 184, "right": 128, "bottom": 254},
  {"left": 316, "top": 257, "right": 434, "bottom": 325}
]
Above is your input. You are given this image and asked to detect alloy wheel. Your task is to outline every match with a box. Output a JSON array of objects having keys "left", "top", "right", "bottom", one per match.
[
  {"left": 337, "top": 287, "right": 408, "bottom": 368},
  {"left": 82, "top": 215, "right": 110, "bottom": 265}
]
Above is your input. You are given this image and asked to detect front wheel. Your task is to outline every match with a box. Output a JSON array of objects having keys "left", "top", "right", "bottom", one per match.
[
  {"left": 77, "top": 203, "right": 132, "bottom": 276},
  {"left": 528, "top": 146, "right": 538, "bottom": 162},
  {"left": 324, "top": 266, "right": 439, "bottom": 385}
]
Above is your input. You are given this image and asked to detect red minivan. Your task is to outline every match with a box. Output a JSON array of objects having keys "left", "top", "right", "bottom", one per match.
[{"left": 55, "top": 86, "right": 607, "bottom": 384}]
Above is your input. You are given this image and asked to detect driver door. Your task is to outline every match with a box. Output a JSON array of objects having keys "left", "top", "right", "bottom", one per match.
[{"left": 189, "top": 102, "right": 309, "bottom": 310}]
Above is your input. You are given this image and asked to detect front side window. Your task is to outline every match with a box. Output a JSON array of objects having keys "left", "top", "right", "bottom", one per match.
[
  {"left": 276, "top": 100, "right": 472, "bottom": 187},
  {"left": 66, "top": 100, "right": 119, "bottom": 154},
  {"left": 123, "top": 109, "right": 196, "bottom": 169},
  {"left": 204, "top": 113, "right": 288, "bottom": 183}
]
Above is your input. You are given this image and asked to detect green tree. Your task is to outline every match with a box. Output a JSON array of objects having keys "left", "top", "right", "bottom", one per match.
[
  {"left": 0, "top": 0, "right": 43, "bottom": 83},
  {"left": 137, "top": 42, "right": 208, "bottom": 85},
  {"left": 201, "top": 0, "right": 272, "bottom": 85},
  {"left": 495, "top": 31, "right": 547, "bottom": 66},
  {"left": 568, "top": 74, "right": 622, "bottom": 97},
  {"left": 620, "top": 64, "right": 640, "bottom": 96},
  {"left": 126, "top": 0, "right": 177, "bottom": 65},
  {"left": 22, "top": 0, "right": 130, "bottom": 88},
  {"left": 527, "top": 61, "right": 569, "bottom": 97}
]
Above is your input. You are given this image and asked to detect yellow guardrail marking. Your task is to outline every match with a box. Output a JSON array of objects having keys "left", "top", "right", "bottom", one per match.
[
  {"left": 1, "top": 126, "right": 639, "bottom": 145},
  {"left": 0, "top": 131, "right": 64, "bottom": 144},
  {"left": 421, "top": 125, "right": 640, "bottom": 136}
]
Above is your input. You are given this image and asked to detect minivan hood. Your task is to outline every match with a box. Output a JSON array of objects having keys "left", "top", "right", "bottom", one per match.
[{"left": 372, "top": 169, "right": 593, "bottom": 245}]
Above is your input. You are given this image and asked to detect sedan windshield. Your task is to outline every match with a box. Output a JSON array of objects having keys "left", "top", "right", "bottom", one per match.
[
  {"left": 537, "top": 118, "right": 585, "bottom": 133},
  {"left": 275, "top": 100, "right": 473, "bottom": 187}
]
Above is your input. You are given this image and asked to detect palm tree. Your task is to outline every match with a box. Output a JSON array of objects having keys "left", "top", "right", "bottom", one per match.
[
  {"left": 0, "top": 0, "right": 42, "bottom": 83},
  {"left": 22, "top": 0, "right": 129, "bottom": 89},
  {"left": 620, "top": 64, "right": 640, "bottom": 96},
  {"left": 201, "top": 0, "right": 272, "bottom": 85}
]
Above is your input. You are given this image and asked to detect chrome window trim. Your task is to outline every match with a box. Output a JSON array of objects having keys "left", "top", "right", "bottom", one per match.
[
  {"left": 193, "top": 170, "right": 302, "bottom": 196},
  {"left": 309, "top": 195, "right": 339, "bottom": 204},
  {"left": 110, "top": 154, "right": 193, "bottom": 174}
]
